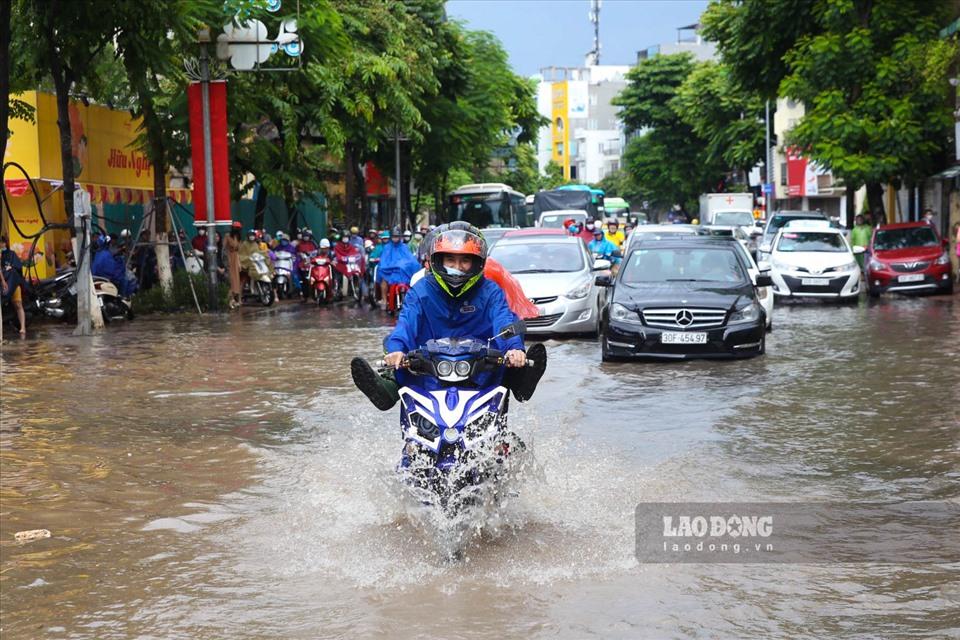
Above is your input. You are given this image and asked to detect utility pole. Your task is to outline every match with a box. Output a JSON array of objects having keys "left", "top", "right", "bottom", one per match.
[
  {"left": 395, "top": 129, "right": 402, "bottom": 231},
  {"left": 198, "top": 32, "right": 219, "bottom": 311},
  {"left": 765, "top": 100, "right": 774, "bottom": 214}
]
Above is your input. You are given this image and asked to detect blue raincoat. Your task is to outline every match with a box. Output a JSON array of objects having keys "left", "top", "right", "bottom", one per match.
[
  {"left": 384, "top": 275, "right": 523, "bottom": 389},
  {"left": 376, "top": 240, "right": 419, "bottom": 286}
]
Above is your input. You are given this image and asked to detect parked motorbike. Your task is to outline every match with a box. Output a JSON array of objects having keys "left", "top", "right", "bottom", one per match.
[
  {"left": 273, "top": 250, "right": 294, "bottom": 299},
  {"left": 243, "top": 253, "right": 274, "bottom": 307},
  {"left": 93, "top": 276, "right": 134, "bottom": 322},
  {"left": 373, "top": 323, "right": 533, "bottom": 532},
  {"left": 184, "top": 249, "right": 204, "bottom": 275},
  {"left": 308, "top": 255, "right": 333, "bottom": 305},
  {"left": 365, "top": 258, "right": 380, "bottom": 306}
]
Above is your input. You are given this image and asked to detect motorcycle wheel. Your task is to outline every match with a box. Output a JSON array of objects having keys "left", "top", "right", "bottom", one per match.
[
  {"left": 351, "top": 275, "right": 362, "bottom": 304},
  {"left": 257, "top": 281, "right": 274, "bottom": 307}
]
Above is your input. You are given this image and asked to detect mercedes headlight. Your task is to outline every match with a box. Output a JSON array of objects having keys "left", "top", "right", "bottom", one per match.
[
  {"left": 436, "top": 360, "right": 454, "bottom": 377},
  {"left": 729, "top": 301, "right": 760, "bottom": 323},
  {"left": 454, "top": 360, "right": 471, "bottom": 377},
  {"left": 611, "top": 302, "right": 641, "bottom": 324},
  {"left": 565, "top": 279, "right": 591, "bottom": 300}
]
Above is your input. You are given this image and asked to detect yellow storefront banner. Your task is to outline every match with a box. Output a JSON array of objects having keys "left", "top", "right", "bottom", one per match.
[{"left": 3, "top": 92, "right": 189, "bottom": 279}]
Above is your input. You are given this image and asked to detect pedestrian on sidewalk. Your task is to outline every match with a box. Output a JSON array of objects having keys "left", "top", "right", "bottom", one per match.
[
  {"left": 850, "top": 214, "right": 872, "bottom": 270},
  {"left": 225, "top": 223, "right": 242, "bottom": 308}
]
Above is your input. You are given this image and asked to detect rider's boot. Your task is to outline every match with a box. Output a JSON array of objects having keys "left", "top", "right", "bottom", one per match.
[
  {"left": 351, "top": 357, "right": 400, "bottom": 410},
  {"left": 503, "top": 342, "right": 547, "bottom": 402}
]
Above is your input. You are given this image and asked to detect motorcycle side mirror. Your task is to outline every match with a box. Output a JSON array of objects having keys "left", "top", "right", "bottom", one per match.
[{"left": 490, "top": 320, "right": 527, "bottom": 344}]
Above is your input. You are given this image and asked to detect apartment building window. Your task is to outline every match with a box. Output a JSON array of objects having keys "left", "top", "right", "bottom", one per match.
[
  {"left": 588, "top": 118, "right": 597, "bottom": 129},
  {"left": 557, "top": 143, "right": 564, "bottom": 156},
  {"left": 590, "top": 93, "right": 598, "bottom": 106}
]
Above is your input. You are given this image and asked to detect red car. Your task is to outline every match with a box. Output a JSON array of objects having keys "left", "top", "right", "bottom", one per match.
[{"left": 865, "top": 222, "right": 954, "bottom": 297}]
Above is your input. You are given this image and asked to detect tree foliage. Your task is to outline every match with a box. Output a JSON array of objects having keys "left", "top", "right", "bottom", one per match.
[
  {"left": 613, "top": 53, "right": 727, "bottom": 211},
  {"left": 780, "top": 0, "right": 956, "bottom": 202}
]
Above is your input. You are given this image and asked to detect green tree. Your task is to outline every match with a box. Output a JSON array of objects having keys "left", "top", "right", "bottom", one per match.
[
  {"left": 700, "top": 0, "right": 817, "bottom": 100},
  {"left": 780, "top": 0, "right": 956, "bottom": 219},
  {"left": 673, "top": 61, "right": 766, "bottom": 180},
  {"left": 613, "top": 53, "right": 724, "bottom": 212}
]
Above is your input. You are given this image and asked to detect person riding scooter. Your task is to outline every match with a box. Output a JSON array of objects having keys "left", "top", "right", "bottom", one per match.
[
  {"left": 588, "top": 227, "right": 621, "bottom": 266},
  {"left": 92, "top": 235, "right": 138, "bottom": 298},
  {"left": 239, "top": 229, "right": 274, "bottom": 289},
  {"left": 333, "top": 231, "right": 364, "bottom": 299},
  {"left": 351, "top": 222, "right": 546, "bottom": 410},
  {"left": 375, "top": 227, "right": 419, "bottom": 314}
]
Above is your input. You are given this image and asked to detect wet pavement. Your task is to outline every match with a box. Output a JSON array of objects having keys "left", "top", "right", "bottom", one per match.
[{"left": 1, "top": 294, "right": 958, "bottom": 639}]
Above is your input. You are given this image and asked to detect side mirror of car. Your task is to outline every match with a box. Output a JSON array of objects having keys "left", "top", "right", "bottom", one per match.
[
  {"left": 757, "top": 260, "right": 771, "bottom": 272},
  {"left": 943, "top": 239, "right": 950, "bottom": 249},
  {"left": 595, "top": 275, "right": 613, "bottom": 287},
  {"left": 755, "top": 274, "right": 774, "bottom": 288},
  {"left": 852, "top": 245, "right": 866, "bottom": 254},
  {"left": 593, "top": 258, "right": 612, "bottom": 271},
  {"left": 759, "top": 243, "right": 772, "bottom": 253}
]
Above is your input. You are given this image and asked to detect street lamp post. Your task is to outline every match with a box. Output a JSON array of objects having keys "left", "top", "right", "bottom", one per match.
[{"left": 197, "top": 31, "right": 219, "bottom": 311}]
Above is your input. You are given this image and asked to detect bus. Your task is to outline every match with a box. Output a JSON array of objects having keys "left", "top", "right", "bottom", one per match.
[
  {"left": 447, "top": 183, "right": 528, "bottom": 228},
  {"left": 557, "top": 184, "right": 605, "bottom": 218}
]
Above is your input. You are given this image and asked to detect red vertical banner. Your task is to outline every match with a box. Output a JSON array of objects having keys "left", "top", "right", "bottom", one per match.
[
  {"left": 188, "top": 81, "right": 231, "bottom": 224},
  {"left": 786, "top": 146, "right": 807, "bottom": 197}
]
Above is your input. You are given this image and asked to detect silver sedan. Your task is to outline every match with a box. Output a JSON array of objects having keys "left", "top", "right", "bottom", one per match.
[{"left": 489, "top": 235, "right": 609, "bottom": 336}]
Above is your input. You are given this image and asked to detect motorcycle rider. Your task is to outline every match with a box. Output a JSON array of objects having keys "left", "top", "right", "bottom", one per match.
[
  {"left": 239, "top": 229, "right": 274, "bottom": 290},
  {"left": 348, "top": 226, "right": 365, "bottom": 253},
  {"left": 376, "top": 227, "right": 418, "bottom": 314},
  {"left": 351, "top": 222, "right": 546, "bottom": 410},
  {"left": 333, "top": 230, "right": 364, "bottom": 299},
  {"left": 588, "top": 226, "right": 621, "bottom": 266},
  {"left": 92, "top": 235, "right": 138, "bottom": 298},
  {"left": 604, "top": 218, "right": 625, "bottom": 249}
]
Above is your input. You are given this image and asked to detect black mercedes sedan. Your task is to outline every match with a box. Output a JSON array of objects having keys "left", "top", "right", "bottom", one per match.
[{"left": 597, "top": 237, "right": 772, "bottom": 361}]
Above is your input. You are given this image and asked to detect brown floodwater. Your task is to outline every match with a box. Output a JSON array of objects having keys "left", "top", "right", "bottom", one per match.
[{"left": 1, "top": 295, "right": 958, "bottom": 639}]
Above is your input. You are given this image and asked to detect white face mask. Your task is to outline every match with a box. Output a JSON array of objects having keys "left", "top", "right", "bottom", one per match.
[{"left": 444, "top": 265, "right": 467, "bottom": 276}]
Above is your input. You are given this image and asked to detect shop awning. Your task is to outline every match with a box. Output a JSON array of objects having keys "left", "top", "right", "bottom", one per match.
[
  {"left": 930, "top": 165, "right": 960, "bottom": 180},
  {"left": 3, "top": 178, "right": 192, "bottom": 204}
]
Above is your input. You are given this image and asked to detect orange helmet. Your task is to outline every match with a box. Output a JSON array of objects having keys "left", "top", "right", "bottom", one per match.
[{"left": 429, "top": 222, "right": 488, "bottom": 296}]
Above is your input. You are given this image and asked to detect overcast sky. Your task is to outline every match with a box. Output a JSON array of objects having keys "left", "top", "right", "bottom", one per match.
[{"left": 446, "top": 0, "right": 709, "bottom": 76}]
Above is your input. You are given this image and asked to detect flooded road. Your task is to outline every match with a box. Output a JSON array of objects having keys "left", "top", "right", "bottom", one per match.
[{"left": 2, "top": 296, "right": 958, "bottom": 639}]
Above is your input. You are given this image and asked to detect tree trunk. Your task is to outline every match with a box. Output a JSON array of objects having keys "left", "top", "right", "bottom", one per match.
[
  {"left": 44, "top": 4, "right": 103, "bottom": 332},
  {"left": 441, "top": 171, "right": 448, "bottom": 223},
  {"left": 866, "top": 181, "right": 885, "bottom": 223},
  {"left": 0, "top": 0, "right": 11, "bottom": 165},
  {"left": 150, "top": 198, "right": 174, "bottom": 298},
  {"left": 254, "top": 182, "right": 269, "bottom": 230},
  {"left": 344, "top": 143, "right": 356, "bottom": 228},
  {"left": 845, "top": 183, "right": 856, "bottom": 228}
]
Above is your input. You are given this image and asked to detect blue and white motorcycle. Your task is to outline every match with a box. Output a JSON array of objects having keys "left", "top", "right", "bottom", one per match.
[{"left": 376, "top": 323, "right": 533, "bottom": 518}]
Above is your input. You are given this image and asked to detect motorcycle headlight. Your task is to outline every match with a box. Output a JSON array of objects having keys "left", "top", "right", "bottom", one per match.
[
  {"left": 436, "top": 360, "right": 454, "bottom": 377},
  {"left": 565, "top": 279, "right": 591, "bottom": 300},
  {"left": 729, "top": 301, "right": 760, "bottom": 323},
  {"left": 611, "top": 302, "right": 641, "bottom": 324},
  {"left": 454, "top": 360, "right": 471, "bottom": 377},
  {"left": 935, "top": 251, "right": 950, "bottom": 265}
]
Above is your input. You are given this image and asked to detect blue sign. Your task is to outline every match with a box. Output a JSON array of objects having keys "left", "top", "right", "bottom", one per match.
[{"left": 763, "top": 183, "right": 774, "bottom": 194}]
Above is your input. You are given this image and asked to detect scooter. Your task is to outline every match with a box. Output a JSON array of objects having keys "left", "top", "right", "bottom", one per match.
[
  {"left": 297, "top": 251, "right": 315, "bottom": 301},
  {"left": 387, "top": 282, "right": 409, "bottom": 315},
  {"left": 273, "top": 250, "right": 294, "bottom": 299},
  {"left": 335, "top": 253, "right": 364, "bottom": 304},
  {"left": 308, "top": 255, "right": 334, "bottom": 305},
  {"left": 93, "top": 277, "right": 134, "bottom": 322},
  {"left": 373, "top": 323, "right": 533, "bottom": 527},
  {"left": 242, "top": 253, "right": 274, "bottom": 307}
]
